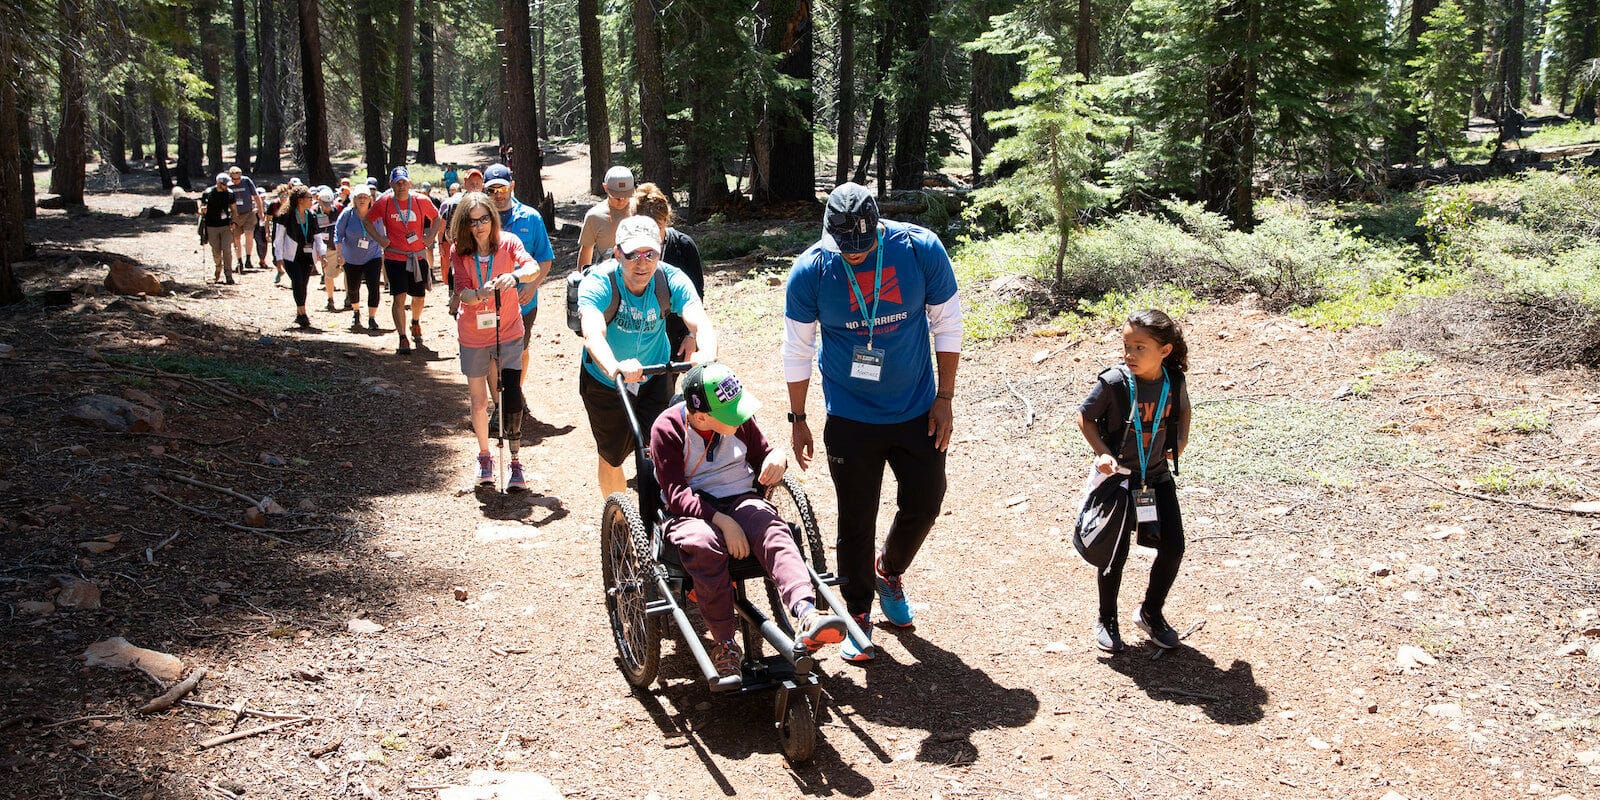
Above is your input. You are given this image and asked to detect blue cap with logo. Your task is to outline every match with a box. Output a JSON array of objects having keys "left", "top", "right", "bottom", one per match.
[
  {"left": 484, "top": 163, "right": 513, "bottom": 188},
  {"left": 389, "top": 166, "right": 410, "bottom": 184}
]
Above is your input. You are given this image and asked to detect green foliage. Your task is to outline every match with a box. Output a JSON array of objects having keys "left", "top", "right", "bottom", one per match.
[
  {"left": 1479, "top": 407, "right": 1552, "bottom": 434},
  {"left": 1419, "top": 185, "right": 1475, "bottom": 270},
  {"left": 1181, "top": 398, "right": 1421, "bottom": 488},
  {"left": 1521, "top": 121, "right": 1600, "bottom": 149},
  {"left": 1406, "top": 0, "right": 1477, "bottom": 160}
]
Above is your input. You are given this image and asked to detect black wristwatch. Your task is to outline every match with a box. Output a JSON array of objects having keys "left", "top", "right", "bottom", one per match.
[{"left": 787, "top": 411, "right": 807, "bottom": 423}]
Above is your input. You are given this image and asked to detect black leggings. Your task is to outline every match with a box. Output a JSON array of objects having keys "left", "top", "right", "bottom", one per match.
[
  {"left": 499, "top": 367, "right": 524, "bottom": 441},
  {"left": 345, "top": 259, "right": 382, "bottom": 310},
  {"left": 1098, "top": 476, "right": 1184, "bottom": 622},
  {"left": 284, "top": 255, "right": 313, "bottom": 308},
  {"left": 822, "top": 412, "right": 948, "bottom": 616}
]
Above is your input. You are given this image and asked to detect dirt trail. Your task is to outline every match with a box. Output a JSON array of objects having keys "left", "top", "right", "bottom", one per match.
[{"left": 1, "top": 150, "right": 1598, "bottom": 800}]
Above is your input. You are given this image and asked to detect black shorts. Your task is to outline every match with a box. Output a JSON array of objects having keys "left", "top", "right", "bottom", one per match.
[
  {"left": 579, "top": 367, "right": 674, "bottom": 468},
  {"left": 383, "top": 258, "right": 431, "bottom": 298}
]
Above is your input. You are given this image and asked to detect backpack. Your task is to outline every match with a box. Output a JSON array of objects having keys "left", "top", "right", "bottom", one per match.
[
  {"left": 1073, "top": 472, "right": 1133, "bottom": 573},
  {"left": 565, "top": 260, "right": 672, "bottom": 335}
]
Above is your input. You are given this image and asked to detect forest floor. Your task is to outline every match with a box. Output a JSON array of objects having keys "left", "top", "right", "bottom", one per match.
[{"left": 2, "top": 147, "right": 1599, "bottom": 800}]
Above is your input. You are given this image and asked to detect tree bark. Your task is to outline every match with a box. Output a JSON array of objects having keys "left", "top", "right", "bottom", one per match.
[
  {"left": 537, "top": 0, "right": 548, "bottom": 140},
  {"left": 203, "top": 26, "right": 225, "bottom": 174},
  {"left": 503, "top": 0, "right": 544, "bottom": 202},
  {"left": 970, "top": 0, "right": 1020, "bottom": 184},
  {"left": 389, "top": 0, "right": 416, "bottom": 167},
  {"left": 296, "top": 0, "right": 334, "bottom": 184},
  {"left": 356, "top": 0, "right": 385, "bottom": 187},
  {"left": 1, "top": 26, "right": 29, "bottom": 268},
  {"left": 232, "top": 0, "right": 252, "bottom": 168},
  {"left": 891, "top": 0, "right": 933, "bottom": 191},
  {"left": 106, "top": 93, "right": 129, "bottom": 173},
  {"left": 51, "top": 0, "right": 87, "bottom": 204},
  {"left": 578, "top": 0, "right": 610, "bottom": 195},
  {"left": 255, "top": 0, "right": 283, "bottom": 173},
  {"left": 150, "top": 88, "right": 173, "bottom": 190},
  {"left": 1527, "top": 0, "right": 1548, "bottom": 104},
  {"left": 1076, "top": 0, "right": 1094, "bottom": 77},
  {"left": 1197, "top": 0, "right": 1257, "bottom": 230},
  {"left": 127, "top": 90, "right": 144, "bottom": 162},
  {"left": 634, "top": 0, "right": 671, "bottom": 193},
  {"left": 756, "top": 0, "right": 815, "bottom": 203},
  {"left": 835, "top": 0, "right": 854, "bottom": 186},
  {"left": 1575, "top": 0, "right": 1600, "bottom": 122},
  {"left": 1397, "top": 0, "right": 1439, "bottom": 163},
  {"left": 1500, "top": 0, "right": 1526, "bottom": 141},
  {"left": 417, "top": 3, "right": 436, "bottom": 164},
  {"left": 854, "top": 17, "right": 893, "bottom": 189},
  {"left": 617, "top": 26, "right": 633, "bottom": 154}
]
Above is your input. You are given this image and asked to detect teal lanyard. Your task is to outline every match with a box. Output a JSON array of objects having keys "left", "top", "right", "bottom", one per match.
[
  {"left": 1126, "top": 366, "right": 1171, "bottom": 486},
  {"left": 474, "top": 253, "right": 493, "bottom": 290},
  {"left": 296, "top": 210, "right": 309, "bottom": 244},
  {"left": 841, "top": 231, "right": 886, "bottom": 348}
]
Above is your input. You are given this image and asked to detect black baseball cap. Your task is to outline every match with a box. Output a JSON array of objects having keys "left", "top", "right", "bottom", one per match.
[{"left": 821, "top": 182, "right": 880, "bottom": 254}]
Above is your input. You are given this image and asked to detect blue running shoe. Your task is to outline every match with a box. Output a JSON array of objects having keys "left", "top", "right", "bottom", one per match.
[
  {"left": 476, "top": 453, "right": 494, "bottom": 486},
  {"left": 840, "top": 613, "right": 873, "bottom": 662},
  {"left": 875, "top": 557, "right": 914, "bottom": 627}
]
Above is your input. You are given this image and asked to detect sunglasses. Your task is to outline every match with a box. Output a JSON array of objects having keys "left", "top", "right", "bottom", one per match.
[
  {"left": 468, "top": 214, "right": 493, "bottom": 228},
  {"left": 622, "top": 249, "right": 659, "bottom": 263},
  {"left": 487, "top": 185, "right": 511, "bottom": 195}
]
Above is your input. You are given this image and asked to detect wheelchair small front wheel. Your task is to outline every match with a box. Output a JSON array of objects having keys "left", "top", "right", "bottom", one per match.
[
  {"left": 777, "top": 690, "right": 818, "bottom": 763},
  {"left": 601, "top": 493, "right": 661, "bottom": 688}
]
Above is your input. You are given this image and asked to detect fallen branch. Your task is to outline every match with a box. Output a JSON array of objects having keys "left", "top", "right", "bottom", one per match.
[
  {"left": 100, "top": 360, "right": 270, "bottom": 412},
  {"left": 139, "top": 667, "right": 207, "bottom": 713},
  {"left": 158, "top": 471, "right": 263, "bottom": 508},
  {"left": 145, "top": 489, "right": 309, "bottom": 545},
  {"left": 180, "top": 699, "right": 325, "bottom": 721},
  {"left": 308, "top": 737, "right": 343, "bottom": 757},
  {"left": 1003, "top": 378, "right": 1036, "bottom": 429},
  {"left": 40, "top": 714, "right": 123, "bottom": 729},
  {"left": 1157, "top": 687, "right": 1221, "bottom": 701},
  {"left": 197, "top": 716, "right": 311, "bottom": 748},
  {"left": 1407, "top": 470, "right": 1600, "bottom": 517}
]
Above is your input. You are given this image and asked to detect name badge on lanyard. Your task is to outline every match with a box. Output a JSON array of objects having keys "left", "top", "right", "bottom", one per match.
[
  {"left": 1134, "top": 489, "right": 1158, "bottom": 523},
  {"left": 358, "top": 238, "right": 371, "bottom": 249},
  {"left": 1126, "top": 366, "right": 1171, "bottom": 525},
  {"left": 476, "top": 311, "right": 498, "bottom": 330},
  {"left": 473, "top": 253, "right": 497, "bottom": 331},
  {"left": 844, "top": 230, "right": 888, "bottom": 382}
]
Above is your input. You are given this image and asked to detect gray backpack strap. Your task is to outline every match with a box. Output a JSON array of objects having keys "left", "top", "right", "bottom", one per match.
[
  {"left": 603, "top": 266, "right": 671, "bottom": 325},
  {"left": 603, "top": 265, "right": 623, "bottom": 324}
]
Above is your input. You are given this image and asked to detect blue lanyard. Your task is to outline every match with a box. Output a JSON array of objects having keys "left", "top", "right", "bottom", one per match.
[
  {"left": 474, "top": 253, "right": 493, "bottom": 291},
  {"left": 841, "top": 230, "right": 886, "bottom": 347},
  {"left": 295, "top": 210, "right": 309, "bottom": 243},
  {"left": 1125, "top": 366, "right": 1170, "bottom": 486}
]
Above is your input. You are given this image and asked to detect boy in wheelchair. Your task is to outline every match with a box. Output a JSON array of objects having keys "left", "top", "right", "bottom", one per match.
[{"left": 650, "top": 363, "right": 849, "bottom": 682}]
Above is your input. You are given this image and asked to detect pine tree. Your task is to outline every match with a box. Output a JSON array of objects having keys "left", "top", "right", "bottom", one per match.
[{"left": 1408, "top": 0, "right": 1478, "bottom": 159}]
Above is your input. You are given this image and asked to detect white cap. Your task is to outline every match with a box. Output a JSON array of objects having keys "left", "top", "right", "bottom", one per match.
[
  {"left": 215, "top": 173, "right": 230, "bottom": 185},
  {"left": 317, "top": 188, "right": 335, "bottom": 203},
  {"left": 614, "top": 215, "right": 662, "bottom": 255},
  {"left": 604, "top": 166, "right": 635, "bottom": 198}
]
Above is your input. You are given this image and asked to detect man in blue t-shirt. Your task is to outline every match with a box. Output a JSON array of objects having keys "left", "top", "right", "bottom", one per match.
[
  {"left": 578, "top": 216, "right": 718, "bottom": 497},
  {"left": 782, "top": 182, "right": 963, "bottom": 662}
]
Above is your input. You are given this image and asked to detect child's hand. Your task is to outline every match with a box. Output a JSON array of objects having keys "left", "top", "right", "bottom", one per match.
[
  {"left": 1095, "top": 453, "right": 1119, "bottom": 475},
  {"left": 758, "top": 452, "right": 787, "bottom": 486},
  {"left": 714, "top": 512, "right": 750, "bottom": 559}
]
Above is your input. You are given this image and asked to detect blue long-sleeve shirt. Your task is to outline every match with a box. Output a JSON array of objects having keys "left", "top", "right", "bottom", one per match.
[{"left": 334, "top": 206, "right": 383, "bottom": 264}]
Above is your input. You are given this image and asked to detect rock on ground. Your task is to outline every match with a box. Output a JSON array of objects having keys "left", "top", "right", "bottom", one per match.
[
  {"left": 104, "top": 260, "right": 164, "bottom": 296},
  {"left": 63, "top": 395, "right": 165, "bottom": 433}
]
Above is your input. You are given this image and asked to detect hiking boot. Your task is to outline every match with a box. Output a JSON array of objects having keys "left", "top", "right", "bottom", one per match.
[
  {"left": 1135, "top": 605, "right": 1181, "bottom": 649},
  {"left": 710, "top": 639, "right": 743, "bottom": 680},
  {"left": 224, "top": 275, "right": 235, "bottom": 285},
  {"left": 397, "top": 336, "right": 411, "bottom": 355},
  {"left": 295, "top": 313, "right": 311, "bottom": 329},
  {"left": 1095, "top": 618, "right": 1126, "bottom": 653},
  {"left": 352, "top": 310, "right": 362, "bottom": 329},
  {"left": 410, "top": 321, "right": 423, "bottom": 341},
  {"left": 367, "top": 317, "right": 379, "bottom": 332},
  {"left": 796, "top": 608, "right": 847, "bottom": 651},
  {"left": 840, "top": 613, "right": 874, "bottom": 663},
  {"left": 476, "top": 453, "right": 494, "bottom": 486},
  {"left": 325, "top": 299, "right": 336, "bottom": 312},
  {"left": 506, "top": 460, "right": 527, "bottom": 492},
  {"left": 875, "top": 557, "right": 914, "bottom": 627}
]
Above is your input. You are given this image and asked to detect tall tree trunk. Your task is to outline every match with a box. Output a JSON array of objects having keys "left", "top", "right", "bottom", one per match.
[
  {"left": 232, "top": 0, "right": 252, "bottom": 168},
  {"left": 835, "top": 0, "right": 854, "bottom": 185},
  {"left": 1397, "top": 0, "right": 1440, "bottom": 163},
  {"left": 297, "top": 0, "right": 334, "bottom": 184},
  {"left": 578, "top": 0, "right": 610, "bottom": 195},
  {"left": 891, "top": 0, "right": 933, "bottom": 190},
  {"left": 255, "top": 0, "right": 283, "bottom": 173},
  {"left": 618, "top": 26, "right": 633, "bottom": 154},
  {"left": 1075, "top": 0, "right": 1094, "bottom": 76},
  {"left": 356, "top": 0, "right": 385, "bottom": 187},
  {"left": 203, "top": 27, "right": 225, "bottom": 173},
  {"left": 854, "top": 17, "right": 893, "bottom": 187},
  {"left": 150, "top": 88, "right": 173, "bottom": 190},
  {"left": 1527, "top": 0, "right": 1548, "bottom": 104},
  {"left": 1, "top": 25, "right": 29, "bottom": 269},
  {"left": 537, "top": 0, "right": 548, "bottom": 140},
  {"left": 1500, "top": 0, "right": 1526, "bottom": 140},
  {"left": 389, "top": 0, "right": 416, "bottom": 166},
  {"left": 503, "top": 0, "right": 544, "bottom": 202},
  {"left": 687, "top": 81, "right": 722, "bottom": 212},
  {"left": 970, "top": 0, "right": 1019, "bottom": 184},
  {"left": 51, "top": 0, "right": 87, "bottom": 204},
  {"left": 106, "top": 93, "right": 129, "bottom": 173},
  {"left": 1575, "top": 0, "right": 1600, "bottom": 121},
  {"left": 635, "top": 0, "right": 671, "bottom": 192},
  {"left": 1197, "top": 0, "right": 1257, "bottom": 230},
  {"left": 127, "top": 89, "right": 144, "bottom": 162},
  {"left": 417, "top": 4, "right": 436, "bottom": 164},
  {"left": 756, "top": 0, "right": 815, "bottom": 202}
]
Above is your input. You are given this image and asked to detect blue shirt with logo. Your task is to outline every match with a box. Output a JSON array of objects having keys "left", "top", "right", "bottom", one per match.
[
  {"left": 785, "top": 220, "right": 958, "bottom": 425},
  {"left": 578, "top": 264, "right": 698, "bottom": 388},
  {"left": 499, "top": 199, "right": 555, "bottom": 313}
]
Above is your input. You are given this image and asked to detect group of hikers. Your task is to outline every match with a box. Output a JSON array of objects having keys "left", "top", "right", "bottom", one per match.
[{"left": 199, "top": 160, "right": 1195, "bottom": 681}]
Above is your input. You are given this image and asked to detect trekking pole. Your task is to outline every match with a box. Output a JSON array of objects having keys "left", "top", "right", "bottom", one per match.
[{"left": 494, "top": 285, "right": 506, "bottom": 494}]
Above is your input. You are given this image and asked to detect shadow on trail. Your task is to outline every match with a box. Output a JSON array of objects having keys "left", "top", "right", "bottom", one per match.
[
  {"left": 1100, "top": 644, "right": 1267, "bottom": 724},
  {"left": 0, "top": 265, "right": 488, "bottom": 799}
]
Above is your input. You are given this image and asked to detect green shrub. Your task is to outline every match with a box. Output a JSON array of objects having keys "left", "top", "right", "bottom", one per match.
[{"left": 1521, "top": 120, "right": 1600, "bottom": 149}]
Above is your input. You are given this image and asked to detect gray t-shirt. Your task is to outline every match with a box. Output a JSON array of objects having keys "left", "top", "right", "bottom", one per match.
[{"left": 1078, "top": 367, "right": 1189, "bottom": 483}]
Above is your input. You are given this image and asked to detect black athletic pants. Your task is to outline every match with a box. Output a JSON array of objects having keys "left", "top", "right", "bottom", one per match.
[
  {"left": 823, "top": 413, "right": 947, "bottom": 617},
  {"left": 284, "top": 255, "right": 313, "bottom": 308},
  {"left": 1098, "top": 476, "right": 1184, "bottom": 622}
]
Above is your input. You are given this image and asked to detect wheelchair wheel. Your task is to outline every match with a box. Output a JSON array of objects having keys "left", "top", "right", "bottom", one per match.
[
  {"left": 601, "top": 493, "right": 661, "bottom": 688},
  {"left": 764, "top": 475, "right": 828, "bottom": 573},
  {"left": 777, "top": 691, "right": 818, "bottom": 763}
]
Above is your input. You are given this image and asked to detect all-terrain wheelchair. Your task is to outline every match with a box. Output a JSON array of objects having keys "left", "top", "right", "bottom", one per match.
[{"left": 599, "top": 363, "right": 871, "bottom": 762}]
